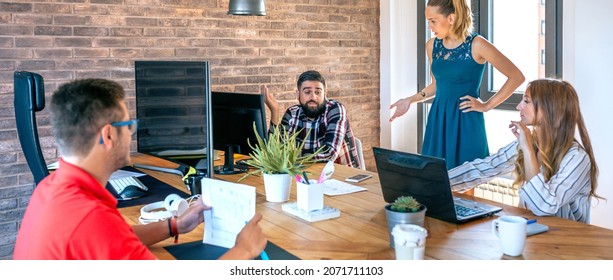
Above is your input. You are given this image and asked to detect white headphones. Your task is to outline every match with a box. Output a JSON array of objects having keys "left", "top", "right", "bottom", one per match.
[{"left": 139, "top": 194, "right": 188, "bottom": 224}]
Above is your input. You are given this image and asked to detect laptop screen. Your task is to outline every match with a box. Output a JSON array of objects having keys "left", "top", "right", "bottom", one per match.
[{"left": 373, "top": 147, "right": 457, "bottom": 222}]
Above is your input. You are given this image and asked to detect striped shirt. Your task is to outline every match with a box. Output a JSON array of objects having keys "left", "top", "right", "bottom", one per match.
[
  {"left": 274, "top": 99, "right": 360, "bottom": 169},
  {"left": 448, "top": 140, "right": 593, "bottom": 223}
]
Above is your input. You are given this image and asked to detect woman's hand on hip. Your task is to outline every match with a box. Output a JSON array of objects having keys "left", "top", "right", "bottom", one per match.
[{"left": 459, "top": 95, "right": 487, "bottom": 113}]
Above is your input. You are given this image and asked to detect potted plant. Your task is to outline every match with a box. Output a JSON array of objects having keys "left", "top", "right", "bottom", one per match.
[
  {"left": 384, "top": 196, "right": 427, "bottom": 248},
  {"left": 238, "top": 123, "right": 324, "bottom": 202}
]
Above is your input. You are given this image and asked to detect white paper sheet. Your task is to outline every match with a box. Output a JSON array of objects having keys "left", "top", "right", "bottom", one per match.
[
  {"left": 322, "top": 179, "right": 368, "bottom": 196},
  {"left": 201, "top": 178, "right": 255, "bottom": 248}
]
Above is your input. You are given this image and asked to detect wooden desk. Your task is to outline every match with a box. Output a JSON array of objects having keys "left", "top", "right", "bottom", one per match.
[{"left": 121, "top": 153, "right": 613, "bottom": 260}]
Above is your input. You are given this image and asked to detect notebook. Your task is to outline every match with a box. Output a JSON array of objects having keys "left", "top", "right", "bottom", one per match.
[{"left": 373, "top": 147, "right": 502, "bottom": 224}]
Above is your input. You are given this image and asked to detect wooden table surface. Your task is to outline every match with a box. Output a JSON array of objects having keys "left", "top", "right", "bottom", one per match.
[{"left": 120, "top": 153, "right": 613, "bottom": 260}]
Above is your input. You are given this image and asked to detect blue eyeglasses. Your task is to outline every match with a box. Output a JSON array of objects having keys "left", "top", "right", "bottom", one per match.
[{"left": 111, "top": 119, "right": 139, "bottom": 136}]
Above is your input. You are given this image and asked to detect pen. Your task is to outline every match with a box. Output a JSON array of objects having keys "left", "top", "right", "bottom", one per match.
[
  {"left": 260, "top": 250, "right": 270, "bottom": 260},
  {"left": 295, "top": 174, "right": 303, "bottom": 184},
  {"left": 523, "top": 217, "right": 537, "bottom": 224},
  {"left": 302, "top": 171, "right": 310, "bottom": 185}
]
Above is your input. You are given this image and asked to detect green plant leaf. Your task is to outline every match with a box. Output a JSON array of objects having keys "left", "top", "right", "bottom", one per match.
[
  {"left": 390, "top": 196, "right": 422, "bottom": 213},
  {"left": 239, "top": 122, "right": 327, "bottom": 181}
]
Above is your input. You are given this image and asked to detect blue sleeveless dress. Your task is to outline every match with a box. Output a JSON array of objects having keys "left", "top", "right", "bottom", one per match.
[{"left": 422, "top": 33, "right": 489, "bottom": 170}]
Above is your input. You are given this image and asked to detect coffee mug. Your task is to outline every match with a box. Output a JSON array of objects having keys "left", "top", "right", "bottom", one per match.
[
  {"left": 492, "top": 215, "right": 527, "bottom": 257},
  {"left": 184, "top": 172, "right": 206, "bottom": 196}
]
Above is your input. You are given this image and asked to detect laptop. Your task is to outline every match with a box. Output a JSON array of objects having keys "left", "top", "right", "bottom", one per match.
[{"left": 373, "top": 147, "right": 502, "bottom": 224}]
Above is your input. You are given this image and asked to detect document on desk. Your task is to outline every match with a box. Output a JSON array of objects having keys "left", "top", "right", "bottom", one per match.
[
  {"left": 201, "top": 178, "right": 255, "bottom": 249},
  {"left": 322, "top": 179, "right": 368, "bottom": 196}
]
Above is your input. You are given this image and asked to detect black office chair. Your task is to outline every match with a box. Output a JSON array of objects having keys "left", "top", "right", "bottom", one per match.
[{"left": 14, "top": 71, "right": 49, "bottom": 185}]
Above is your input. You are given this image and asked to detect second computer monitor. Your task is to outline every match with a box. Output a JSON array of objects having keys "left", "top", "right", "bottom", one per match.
[{"left": 211, "top": 91, "right": 268, "bottom": 174}]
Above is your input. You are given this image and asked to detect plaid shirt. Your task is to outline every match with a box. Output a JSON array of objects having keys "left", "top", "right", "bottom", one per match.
[{"left": 273, "top": 99, "right": 360, "bottom": 169}]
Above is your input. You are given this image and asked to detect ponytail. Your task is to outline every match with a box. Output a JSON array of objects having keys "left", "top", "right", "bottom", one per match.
[
  {"left": 428, "top": 0, "right": 474, "bottom": 39},
  {"left": 451, "top": 0, "right": 473, "bottom": 39}
]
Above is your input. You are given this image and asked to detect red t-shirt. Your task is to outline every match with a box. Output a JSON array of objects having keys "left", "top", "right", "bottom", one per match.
[{"left": 13, "top": 159, "right": 156, "bottom": 260}]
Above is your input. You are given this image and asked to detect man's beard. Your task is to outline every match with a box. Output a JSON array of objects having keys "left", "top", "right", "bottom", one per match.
[{"left": 300, "top": 101, "right": 326, "bottom": 118}]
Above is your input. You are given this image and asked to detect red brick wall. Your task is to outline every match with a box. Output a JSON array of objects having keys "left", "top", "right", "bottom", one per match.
[{"left": 0, "top": 0, "right": 380, "bottom": 258}]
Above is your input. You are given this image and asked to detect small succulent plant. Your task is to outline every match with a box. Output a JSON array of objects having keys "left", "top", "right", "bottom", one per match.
[{"left": 390, "top": 196, "right": 423, "bottom": 213}]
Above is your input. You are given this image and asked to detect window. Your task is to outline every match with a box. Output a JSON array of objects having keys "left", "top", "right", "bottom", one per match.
[
  {"left": 479, "top": 0, "right": 562, "bottom": 109},
  {"left": 416, "top": 0, "right": 562, "bottom": 151}
]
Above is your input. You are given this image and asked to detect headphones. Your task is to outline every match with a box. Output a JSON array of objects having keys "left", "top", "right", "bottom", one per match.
[{"left": 139, "top": 194, "right": 189, "bottom": 224}]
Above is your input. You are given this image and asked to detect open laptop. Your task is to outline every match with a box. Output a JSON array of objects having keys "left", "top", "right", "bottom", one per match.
[{"left": 373, "top": 147, "right": 502, "bottom": 224}]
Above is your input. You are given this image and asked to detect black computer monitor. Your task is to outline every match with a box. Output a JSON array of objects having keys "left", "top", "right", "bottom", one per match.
[
  {"left": 211, "top": 91, "right": 268, "bottom": 174},
  {"left": 134, "top": 61, "right": 213, "bottom": 178}
]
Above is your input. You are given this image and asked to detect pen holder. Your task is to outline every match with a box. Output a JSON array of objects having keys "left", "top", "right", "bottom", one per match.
[{"left": 296, "top": 179, "right": 324, "bottom": 212}]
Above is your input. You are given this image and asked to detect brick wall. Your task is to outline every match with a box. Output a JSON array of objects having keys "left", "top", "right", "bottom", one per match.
[{"left": 0, "top": 0, "right": 380, "bottom": 258}]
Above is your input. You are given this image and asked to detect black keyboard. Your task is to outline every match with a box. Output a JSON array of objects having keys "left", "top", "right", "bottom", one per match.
[{"left": 454, "top": 204, "right": 483, "bottom": 218}]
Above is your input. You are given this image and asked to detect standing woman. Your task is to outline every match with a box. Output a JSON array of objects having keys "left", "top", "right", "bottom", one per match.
[
  {"left": 449, "top": 79, "right": 601, "bottom": 223},
  {"left": 390, "top": 0, "right": 525, "bottom": 169}
]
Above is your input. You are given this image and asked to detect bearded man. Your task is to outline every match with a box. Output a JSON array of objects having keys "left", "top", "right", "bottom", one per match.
[{"left": 262, "top": 70, "right": 360, "bottom": 169}]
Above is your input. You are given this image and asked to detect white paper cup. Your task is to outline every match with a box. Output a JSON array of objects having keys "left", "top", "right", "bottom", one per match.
[
  {"left": 392, "top": 224, "right": 428, "bottom": 260},
  {"left": 492, "top": 215, "right": 527, "bottom": 257}
]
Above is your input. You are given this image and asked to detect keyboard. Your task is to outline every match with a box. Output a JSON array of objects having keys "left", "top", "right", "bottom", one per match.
[
  {"left": 109, "top": 176, "right": 148, "bottom": 194},
  {"left": 454, "top": 204, "right": 483, "bottom": 218}
]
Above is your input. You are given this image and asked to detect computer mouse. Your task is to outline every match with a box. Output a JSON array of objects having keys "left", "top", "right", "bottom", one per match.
[
  {"left": 235, "top": 159, "right": 249, "bottom": 166},
  {"left": 118, "top": 185, "right": 148, "bottom": 201}
]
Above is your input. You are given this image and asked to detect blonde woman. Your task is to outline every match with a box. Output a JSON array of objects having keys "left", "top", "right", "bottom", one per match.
[
  {"left": 449, "top": 79, "right": 600, "bottom": 223},
  {"left": 390, "top": 0, "right": 525, "bottom": 169}
]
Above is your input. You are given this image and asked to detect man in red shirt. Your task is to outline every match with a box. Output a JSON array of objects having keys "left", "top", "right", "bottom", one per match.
[{"left": 14, "top": 79, "right": 267, "bottom": 259}]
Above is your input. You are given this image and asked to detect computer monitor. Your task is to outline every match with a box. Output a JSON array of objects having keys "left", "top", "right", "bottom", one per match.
[
  {"left": 211, "top": 91, "right": 268, "bottom": 174},
  {"left": 134, "top": 61, "right": 213, "bottom": 178}
]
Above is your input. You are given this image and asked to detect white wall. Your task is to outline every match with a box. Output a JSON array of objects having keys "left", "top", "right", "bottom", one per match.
[
  {"left": 380, "top": 0, "right": 419, "bottom": 153},
  {"left": 565, "top": 0, "right": 613, "bottom": 229},
  {"left": 380, "top": 0, "right": 613, "bottom": 229}
]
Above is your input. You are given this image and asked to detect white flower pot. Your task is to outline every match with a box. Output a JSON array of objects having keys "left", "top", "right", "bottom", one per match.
[{"left": 262, "top": 173, "right": 292, "bottom": 202}]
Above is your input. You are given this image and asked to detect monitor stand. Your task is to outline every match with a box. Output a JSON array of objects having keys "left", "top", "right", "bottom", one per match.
[{"left": 214, "top": 145, "right": 247, "bottom": 175}]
